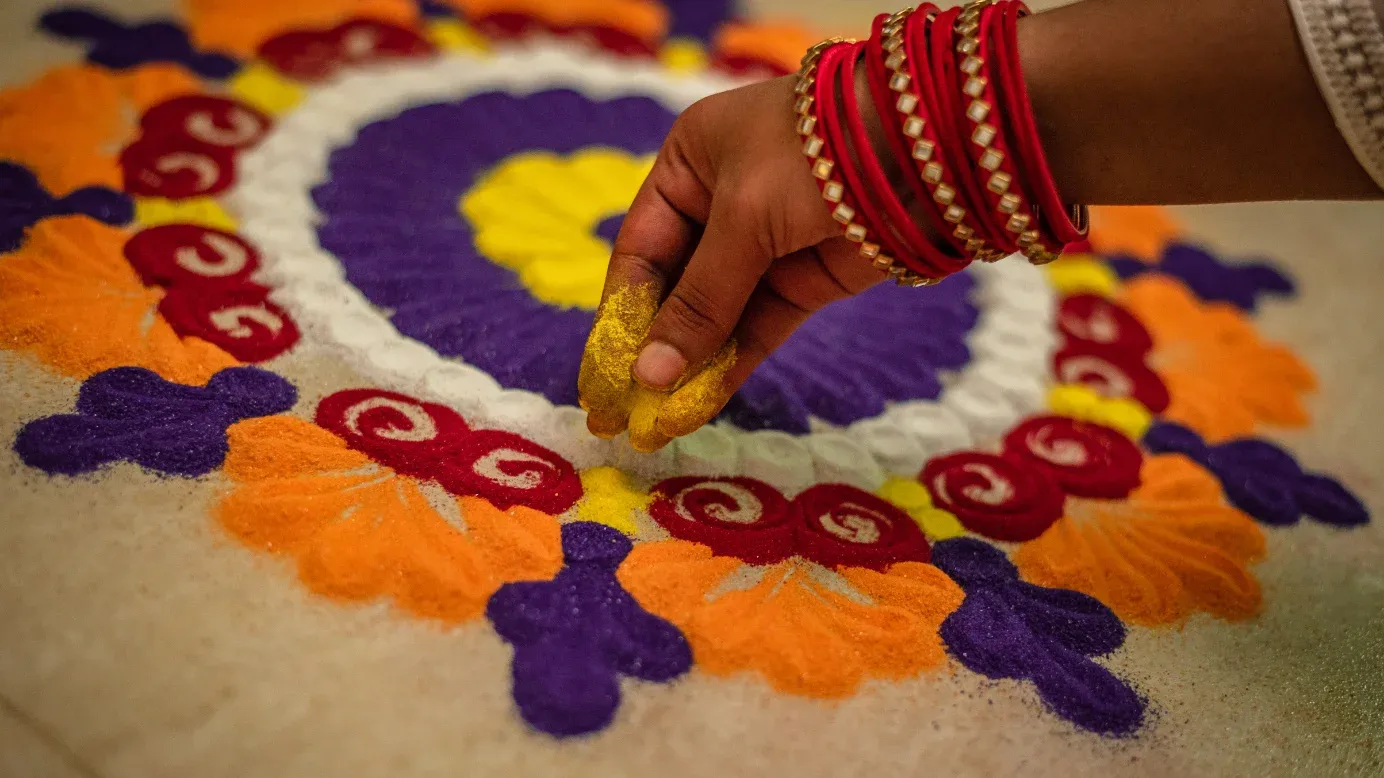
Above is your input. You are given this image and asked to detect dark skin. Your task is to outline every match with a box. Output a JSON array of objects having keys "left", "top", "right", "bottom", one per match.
[{"left": 578, "top": 0, "right": 1380, "bottom": 447}]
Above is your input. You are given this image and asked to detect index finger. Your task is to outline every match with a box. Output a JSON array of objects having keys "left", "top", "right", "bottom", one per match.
[{"left": 578, "top": 135, "right": 710, "bottom": 438}]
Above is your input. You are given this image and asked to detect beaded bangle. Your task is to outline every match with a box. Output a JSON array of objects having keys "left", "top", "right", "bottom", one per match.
[
  {"left": 877, "top": 7, "right": 992, "bottom": 268},
  {"left": 846, "top": 18, "right": 959, "bottom": 278},
  {"left": 925, "top": 5, "right": 1012, "bottom": 260},
  {"left": 795, "top": 40, "right": 934, "bottom": 286},
  {"left": 950, "top": 0, "right": 1054, "bottom": 261},
  {"left": 992, "top": 0, "right": 1089, "bottom": 248}
]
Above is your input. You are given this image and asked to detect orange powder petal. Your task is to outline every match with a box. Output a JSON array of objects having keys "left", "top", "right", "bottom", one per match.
[
  {"left": 0, "top": 217, "right": 238, "bottom": 384},
  {"left": 1014, "top": 454, "right": 1265, "bottom": 626},
  {"left": 216, "top": 417, "right": 563, "bottom": 623},
  {"left": 117, "top": 64, "right": 203, "bottom": 110},
  {"left": 185, "top": 0, "right": 421, "bottom": 56},
  {"left": 618, "top": 540, "right": 743, "bottom": 625},
  {"left": 223, "top": 416, "right": 370, "bottom": 482},
  {"left": 1133, "top": 521, "right": 1262, "bottom": 622},
  {"left": 0, "top": 65, "right": 124, "bottom": 193},
  {"left": 1087, "top": 206, "right": 1181, "bottom": 261},
  {"left": 619, "top": 542, "right": 962, "bottom": 698},
  {"left": 690, "top": 566, "right": 870, "bottom": 698},
  {"left": 712, "top": 22, "right": 820, "bottom": 73},
  {"left": 1121, "top": 275, "right": 1315, "bottom": 440}
]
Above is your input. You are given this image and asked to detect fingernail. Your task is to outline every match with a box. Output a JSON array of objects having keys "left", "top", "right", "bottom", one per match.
[{"left": 632, "top": 341, "right": 686, "bottom": 390}]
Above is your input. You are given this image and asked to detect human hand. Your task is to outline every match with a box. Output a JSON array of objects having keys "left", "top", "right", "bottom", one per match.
[{"left": 576, "top": 74, "right": 888, "bottom": 453}]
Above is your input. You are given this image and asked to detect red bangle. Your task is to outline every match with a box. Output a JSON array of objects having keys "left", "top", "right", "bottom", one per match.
[
  {"left": 845, "top": 20, "right": 957, "bottom": 278},
  {"left": 950, "top": 2, "right": 1049, "bottom": 259},
  {"left": 873, "top": 7, "right": 980, "bottom": 270},
  {"left": 992, "top": 0, "right": 1088, "bottom": 248},
  {"left": 796, "top": 41, "right": 935, "bottom": 286},
  {"left": 925, "top": 5, "right": 1013, "bottom": 258}
]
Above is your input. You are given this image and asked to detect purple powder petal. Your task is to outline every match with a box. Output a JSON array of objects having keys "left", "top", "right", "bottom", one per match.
[
  {"left": 1141, "top": 421, "right": 1211, "bottom": 460},
  {"left": 933, "top": 538, "right": 1145, "bottom": 736},
  {"left": 1108, "top": 243, "right": 1296, "bottom": 312},
  {"left": 664, "top": 0, "right": 736, "bottom": 40},
  {"left": 38, "top": 6, "right": 240, "bottom": 78},
  {"left": 316, "top": 90, "right": 980, "bottom": 432},
  {"left": 1213, "top": 464, "right": 1302, "bottom": 526},
  {"left": 1295, "top": 474, "right": 1370, "bottom": 527},
  {"left": 1, "top": 162, "right": 132, "bottom": 252},
  {"left": 14, "top": 367, "right": 296, "bottom": 478},
  {"left": 1008, "top": 581, "right": 1126, "bottom": 657},
  {"left": 1206, "top": 439, "right": 1303, "bottom": 479},
  {"left": 487, "top": 522, "right": 691, "bottom": 738}
]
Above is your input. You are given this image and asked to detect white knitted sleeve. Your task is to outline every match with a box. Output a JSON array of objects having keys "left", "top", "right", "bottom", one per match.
[{"left": 1287, "top": 0, "right": 1384, "bottom": 190}]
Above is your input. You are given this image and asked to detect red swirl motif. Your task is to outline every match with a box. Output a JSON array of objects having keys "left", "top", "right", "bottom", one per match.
[
  {"left": 440, "top": 430, "right": 583, "bottom": 514},
  {"left": 315, "top": 388, "right": 470, "bottom": 476},
  {"left": 1003, "top": 416, "right": 1143, "bottom": 499},
  {"left": 469, "top": 14, "right": 657, "bottom": 58},
  {"left": 159, "top": 286, "right": 300, "bottom": 363},
  {"left": 124, "top": 225, "right": 260, "bottom": 289},
  {"left": 1053, "top": 344, "right": 1170, "bottom": 413},
  {"left": 138, "top": 95, "right": 271, "bottom": 151},
  {"left": 1057, "top": 294, "right": 1153, "bottom": 357},
  {"left": 792, "top": 484, "right": 931, "bottom": 570},
  {"left": 120, "top": 138, "right": 236, "bottom": 198},
  {"left": 648, "top": 477, "right": 795, "bottom": 565},
  {"left": 922, "top": 452, "right": 1064, "bottom": 542},
  {"left": 258, "top": 19, "right": 435, "bottom": 82},
  {"left": 124, "top": 224, "right": 301, "bottom": 363}
]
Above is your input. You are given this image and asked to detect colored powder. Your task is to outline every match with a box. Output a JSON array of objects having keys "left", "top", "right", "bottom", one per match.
[
  {"left": 618, "top": 540, "right": 964, "bottom": 698},
  {"left": 183, "top": 0, "right": 420, "bottom": 57},
  {"left": 876, "top": 477, "right": 966, "bottom": 541},
  {"left": 932, "top": 538, "right": 1145, "bottom": 736},
  {"left": 487, "top": 522, "right": 691, "bottom": 738},
  {"left": 218, "top": 415, "right": 565, "bottom": 623},
  {"left": 627, "top": 385, "right": 671, "bottom": 453},
  {"left": 575, "top": 467, "right": 650, "bottom": 535},
  {"left": 656, "top": 341, "right": 736, "bottom": 439},
  {"left": 578, "top": 283, "right": 659, "bottom": 437}
]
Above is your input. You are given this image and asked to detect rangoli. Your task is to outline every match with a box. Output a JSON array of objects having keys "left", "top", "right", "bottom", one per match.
[{"left": 0, "top": 0, "right": 1373, "bottom": 754}]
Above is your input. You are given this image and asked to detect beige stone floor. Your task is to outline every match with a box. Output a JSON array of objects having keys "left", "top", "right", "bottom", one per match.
[{"left": 1, "top": 1, "right": 1382, "bottom": 777}]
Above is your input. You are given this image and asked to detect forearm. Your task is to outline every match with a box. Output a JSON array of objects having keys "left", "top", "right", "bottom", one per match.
[{"left": 1018, "top": 0, "right": 1381, "bottom": 203}]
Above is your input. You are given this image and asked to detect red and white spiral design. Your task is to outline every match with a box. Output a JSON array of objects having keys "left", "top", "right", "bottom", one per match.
[
  {"left": 1003, "top": 416, "right": 1143, "bottom": 499},
  {"left": 1053, "top": 344, "right": 1170, "bottom": 413},
  {"left": 922, "top": 452, "right": 1065, "bottom": 542},
  {"left": 648, "top": 477, "right": 795, "bottom": 565},
  {"left": 139, "top": 95, "right": 272, "bottom": 151},
  {"left": 120, "top": 139, "right": 237, "bottom": 198},
  {"left": 441, "top": 430, "right": 582, "bottom": 514},
  {"left": 792, "top": 484, "right": 931, "bottom": 570},
  {"left": 315, "top": 388, "right": 470, "bottom": 474},
  {"left": 1056, "top": 294, "right": 1153, "bottom": 357},
  {"left": 258, "top": 19, "right": 434, "bottom": 82},
  {"left": 158, "top": 287, "right": 300, "bottom": 363},
  {"left": 124, "top": 225, "right": 260, "bottom": 289}
]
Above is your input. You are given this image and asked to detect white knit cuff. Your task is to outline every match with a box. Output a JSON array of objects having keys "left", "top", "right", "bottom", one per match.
[{"left": 1288, "top": 0, "right": 1384, "bottom": 191}]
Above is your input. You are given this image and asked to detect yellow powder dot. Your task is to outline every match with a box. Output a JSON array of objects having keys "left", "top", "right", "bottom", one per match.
[
  {"left": 1043, "top": 253, "right": 1120, "bottom": 298},
  {"left": 1047, "top": 384, "right": 1153, "bottom": 440},
  {"left": 427, "top": 19, "right": 490, "bottom": 53},
  {"left": 228, "top": 63, "right": 304, "bottom": 116},
  {"left": 877, "top": 477, "right": 966, "bottom": 542},
  {"left": 575, "top": 467, "right": 650, "bottom": 536},
  {"left": 659, "top": 37, "right": 709, "bottom": 73},
  {"left": 135, "top": 197, "right": 237, "bottom": 231}
]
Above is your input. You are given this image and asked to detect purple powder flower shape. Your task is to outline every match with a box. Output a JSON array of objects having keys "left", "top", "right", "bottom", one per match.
[
  {"left": 315, "top": 90, "right": 979, "bottom": 433},
  {"left": 38, "top": 6, "right": 239, "bottom": 78},
  {"left": 1143, "top": 421, "right": 1369, "bottom": 527},
  {"left": 14, "top": 367, "right": 297, "bottom": 477},
  {"left": 1107, "top": 242, "right": 1294, "bottom": 312},
  {"left": 664, "top": 0, "right": 737, "bottom": 40},
  {"left": 932, "top": 538, "right": 1145, "bottom": 736},
  {"left": 486, "top": 522, "right": 692, "bottom": 738},
  {"left": 1, "top": 161, "right": 133, "bottom": 252}
]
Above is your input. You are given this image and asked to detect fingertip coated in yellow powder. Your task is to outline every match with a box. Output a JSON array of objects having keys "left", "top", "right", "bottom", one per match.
[{"left": 657, "top": 342, "right": 736, "bottom": 438}]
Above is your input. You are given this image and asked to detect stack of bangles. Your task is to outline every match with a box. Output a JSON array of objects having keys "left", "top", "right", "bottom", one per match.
[{"left": 795, "top": 0, "right": 1088, "bottom": 287}]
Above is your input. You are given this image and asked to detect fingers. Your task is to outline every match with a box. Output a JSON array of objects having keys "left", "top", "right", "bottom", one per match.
[
  {"left": 652, "top": 244, "right": 874, "bottom": 439},
  {"left": 577, "top": 129, "right": 709, "bottom": 440}
]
